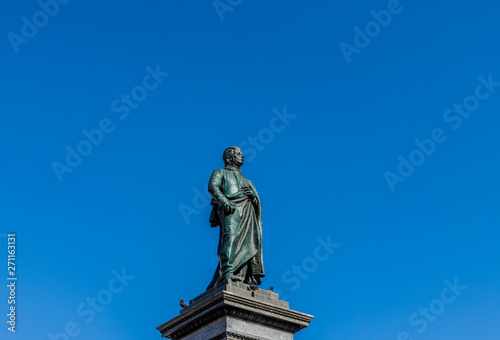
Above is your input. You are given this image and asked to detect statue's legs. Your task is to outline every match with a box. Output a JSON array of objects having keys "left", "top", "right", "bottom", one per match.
[
  {"left": 215, "top": 200, "right": 263, "bottom": 286},
  {"left": 218, "top": 219, "right": 239, "bottom": 283},
  {"left": 232, "top": 256, "right": 262, "bottom": 285},
  {"left": 232, "top": 261, "right": 249, "bottom": 282}
]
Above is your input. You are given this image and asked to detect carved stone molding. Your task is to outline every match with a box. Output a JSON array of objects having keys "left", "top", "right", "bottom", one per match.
[{"left": 157, "top": 281, "right": 313, "bottom": 340}]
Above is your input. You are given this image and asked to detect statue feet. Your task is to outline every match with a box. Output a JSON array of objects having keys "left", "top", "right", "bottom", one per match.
[{"left": 230, "top": 275, "right": 244, "bottom": 282}]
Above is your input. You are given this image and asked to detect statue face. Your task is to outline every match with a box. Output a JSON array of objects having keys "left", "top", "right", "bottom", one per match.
[{"left": 232, "top": 149, "right": 244, "bottom": 167}]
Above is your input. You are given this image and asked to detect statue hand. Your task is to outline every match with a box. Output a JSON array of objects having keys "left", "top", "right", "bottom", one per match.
[
  {"left": 243, "top": 187, "right": 255, "bottom": 199},
  {"left": 244, "top": 187, "right": 258, "bottom": 206},
  {"left": 222, "top": 201, "right": 235, "bottom": 215}
]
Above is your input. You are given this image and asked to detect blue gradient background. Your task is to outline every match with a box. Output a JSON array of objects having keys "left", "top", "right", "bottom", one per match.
[{"left": 1, "top": 0, "right": 500, "bottom": 339}]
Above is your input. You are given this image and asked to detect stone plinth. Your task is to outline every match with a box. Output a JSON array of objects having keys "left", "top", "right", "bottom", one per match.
[{"left": 157, "top": 281, "right": 313, "bottom": 340}]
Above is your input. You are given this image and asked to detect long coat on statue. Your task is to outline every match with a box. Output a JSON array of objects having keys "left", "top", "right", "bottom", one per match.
[{"left": 207, "top": 165, "right": 265, "bottom": 289}]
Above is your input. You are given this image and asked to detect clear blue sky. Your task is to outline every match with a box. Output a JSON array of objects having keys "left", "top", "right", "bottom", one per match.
[{"left": 2, "top": 0, "right": 500, "bottom": 339}]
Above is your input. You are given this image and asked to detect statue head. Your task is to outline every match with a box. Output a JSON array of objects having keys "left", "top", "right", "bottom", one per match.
[{"left": 223, "top": 146, "right": 244, "bottom": 168}]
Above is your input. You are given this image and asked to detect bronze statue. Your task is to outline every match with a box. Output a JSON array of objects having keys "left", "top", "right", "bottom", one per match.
[{"left": 207, "top": 147, "right": 264, "bottom": 289}]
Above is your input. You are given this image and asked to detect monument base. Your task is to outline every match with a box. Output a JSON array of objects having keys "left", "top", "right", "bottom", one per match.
[{"left": 157, "top": 281, "right": 313, "bottom": 340}]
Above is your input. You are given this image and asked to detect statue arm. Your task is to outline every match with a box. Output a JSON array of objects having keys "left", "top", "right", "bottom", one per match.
[
  {"left": 208, "top": 169, "right": 229, "bottom": 205},
  {"left": 209, "top": 169, "right": 235, "bottom": 215}
]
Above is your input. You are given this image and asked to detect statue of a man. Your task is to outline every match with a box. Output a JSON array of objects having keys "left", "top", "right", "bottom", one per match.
[{"left": 207, "top": 146, "right": 265, "bottom": 289}]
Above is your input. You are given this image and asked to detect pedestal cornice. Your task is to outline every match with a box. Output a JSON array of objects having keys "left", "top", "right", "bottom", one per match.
[{"left": 157, "top": 281, "right": 313, "bottom": 340}]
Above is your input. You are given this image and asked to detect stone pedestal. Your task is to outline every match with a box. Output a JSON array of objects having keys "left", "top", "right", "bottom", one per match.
[{"left": 157, "top": 281, "right": 313, "bottom": 340}]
